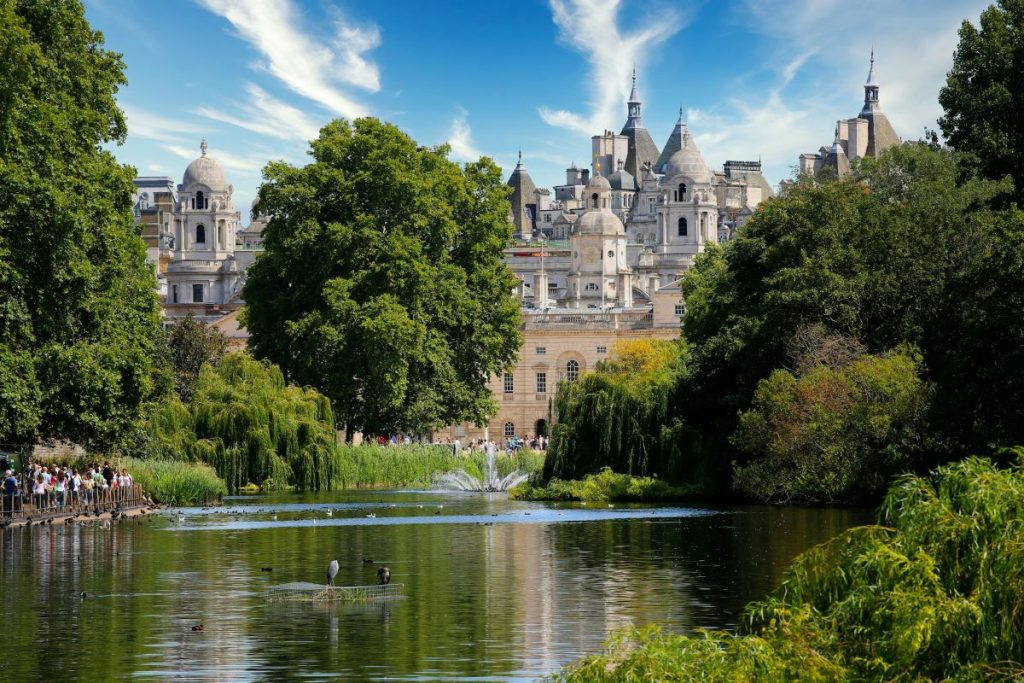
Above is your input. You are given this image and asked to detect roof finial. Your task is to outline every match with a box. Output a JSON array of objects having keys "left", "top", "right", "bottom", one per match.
[
  {"left": 200, "top": 138, "right": 208, "bottom": 157},
  {"left": 518, "top": 148, "right": 522, "bottom": 164},
  {"left": 632, "top": 64, "right": 636, "bottom": 86}
]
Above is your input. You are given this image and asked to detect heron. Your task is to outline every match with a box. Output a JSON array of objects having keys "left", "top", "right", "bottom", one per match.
[{"left": 327, "top": 559, "right": 339, "bottom": 587}]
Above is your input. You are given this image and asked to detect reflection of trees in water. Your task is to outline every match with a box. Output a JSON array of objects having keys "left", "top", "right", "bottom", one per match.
[{"left": 0, "top": 502, "right": 870, "bottom": 680}]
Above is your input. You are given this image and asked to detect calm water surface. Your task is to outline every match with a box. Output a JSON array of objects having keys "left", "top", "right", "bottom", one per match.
[{"left": 0, "top": 490, "right": 870, "bottom": 681}]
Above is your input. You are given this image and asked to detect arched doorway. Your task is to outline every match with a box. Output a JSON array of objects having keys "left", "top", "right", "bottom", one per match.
[{"left": 534, "top": 419, "right": 548, "bottom": 438}]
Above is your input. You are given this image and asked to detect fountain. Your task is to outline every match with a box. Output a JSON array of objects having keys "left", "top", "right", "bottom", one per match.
[{"left": 436, "top": 449, "right": 530, "bottom": 492}]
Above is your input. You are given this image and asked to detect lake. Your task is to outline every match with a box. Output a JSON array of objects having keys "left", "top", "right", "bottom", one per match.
[{"left": 0, "top": 489, "right": 870, "bottom": 681}]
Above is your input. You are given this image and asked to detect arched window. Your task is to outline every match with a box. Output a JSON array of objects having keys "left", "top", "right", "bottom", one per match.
[
  {"left": 679, "top": 183, "right": 687, "bottom": 199},
  {"left": 584, "top": 283, "right": 599, "bottom": 292},
  {"left": 566, "top": 359, "right": 580, "bottom": 382},
  {"left": 504, "top": 422, "right": 515, "bottom": 438},
  {"left": 591, "top": 193, "right": 599, "bottom": 209},
  {"left": 196, "top": 224, "right": 206, "bottom": 243},
  {"left": 678, "top": 217, "right": 688, "bottom": 236},
  {"left": 196, "top": 191, "right": 205, "bottom": 210}
]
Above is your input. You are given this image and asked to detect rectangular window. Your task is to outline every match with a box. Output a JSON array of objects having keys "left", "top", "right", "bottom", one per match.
[
  {"left": 503, "top": 372, "right": 514, "bottom": 394},
  {"left": 536, "top": 347, "right": 546, "bottom": 355},
  {"left": 192, "top": 284, "right": 204, "bottom": 303},
  {"left": 597, "top": 346, "right": 607, "bottom": 354},
  {"left": 675, "top": 304, "right": 685, "bottom": 316},
  {"left": 536, "top": 372, "right": 547, "bottom": 394},
  {"left": 171, "top": 285, "right": 178, "bottom": 304}
]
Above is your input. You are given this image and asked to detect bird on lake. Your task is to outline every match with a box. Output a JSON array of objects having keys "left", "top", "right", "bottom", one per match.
[
  {"left": 325, "top": 508, "right": 333, "bottom": 517},
  {"left": 177, "top": 512, "right": 185, "bottom": 523},
  {"left": 362, "top": 557, "right": 374, "bottom": 565},
  {"left": 327, "top": 559, "right": 339, "bottom": 587},
  {"left": 366, "top": 513, "right": 376, "bottom": 519},
  {"left": 271, "top": 514, "right": 278, "bottom": 521},
  {"left": 191, "top": 624, "right": 205, "bottom": 632},
  {"left": 377, "top": 567, "right": 391, "bottom": 585}
]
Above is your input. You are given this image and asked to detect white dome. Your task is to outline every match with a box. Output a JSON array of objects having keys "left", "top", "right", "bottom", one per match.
[
  {"left": 182, "top": 140, "right": 228, "bottom": 191},
  {"left": 664, "top": 134, "right": 710, "bottom": 184},
  {"left": 577, "top": 210, "right": 624, "bottom": 236}
]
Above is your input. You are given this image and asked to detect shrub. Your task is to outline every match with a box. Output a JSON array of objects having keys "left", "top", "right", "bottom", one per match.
[{"left": 510, "top": 468, "right": 696, "bottom": 502}]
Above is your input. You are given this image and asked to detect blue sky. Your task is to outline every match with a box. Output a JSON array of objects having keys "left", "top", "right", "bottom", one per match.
[{"left": 84, "top": 0, "right": 990, "bottom": 223}]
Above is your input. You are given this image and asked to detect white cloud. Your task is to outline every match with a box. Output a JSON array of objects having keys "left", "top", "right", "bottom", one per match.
[
  {"left": 447, "top": 108, "right": 484, "bottom": 162},
  {"left": 196, "top": 0, "right": 381, "bottom": 119},
  {"left": 539, "top": 0, "right": 690, "bottom": 135},
  {"left": 196, "top": 84, "right": 323, "bottom": 142},
  {"left": 123, "top": 105, "right": 206, "bottom": 143},
  {"left": 681, "top": 0, "right": 993, "bottom": 188}
]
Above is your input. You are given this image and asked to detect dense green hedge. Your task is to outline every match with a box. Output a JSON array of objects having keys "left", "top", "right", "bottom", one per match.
[
  {"left": 551, "top": 454, "right": 1024, "bottom": 682},
  {"left": 509, "top": 468, "right": 698, "bottom": 502}
]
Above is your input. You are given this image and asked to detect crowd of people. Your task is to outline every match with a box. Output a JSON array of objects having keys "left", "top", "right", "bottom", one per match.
[
  {"left": 1, "top": 460, "right": 136, "bottom": 515},
  {"left": 374, "top": 433, "right": 548, "bottom": 455}
]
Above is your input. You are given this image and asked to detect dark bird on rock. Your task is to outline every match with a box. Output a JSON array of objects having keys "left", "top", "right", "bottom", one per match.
[
  {"left": 260, "top": 567, "right": 273, "bottom": 572},
  {"left": 377, "top": 567, "right": 391, "bottom": 585},
  {"left": 191, "top": 624, "right": 205, "bottom": 632}
]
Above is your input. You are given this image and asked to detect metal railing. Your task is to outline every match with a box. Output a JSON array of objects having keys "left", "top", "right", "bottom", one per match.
[{"left": 1, "top": 484, "right": 146, "bottom": 523}]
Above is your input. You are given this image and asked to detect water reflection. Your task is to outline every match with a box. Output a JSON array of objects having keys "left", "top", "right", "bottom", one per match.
[{"left": 0, "top": 491, "right": 870, "bottom": 681}]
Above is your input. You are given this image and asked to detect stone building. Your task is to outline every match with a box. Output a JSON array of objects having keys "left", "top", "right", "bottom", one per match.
[
  {"left": 133, "top": 140, "right": 265, "bottom": 324},
  {"left": 798, "top": 52, "right": 901, "bottom": 176},
  {"left": 443, "top": 77, "right": 773, "bottom": 442}
]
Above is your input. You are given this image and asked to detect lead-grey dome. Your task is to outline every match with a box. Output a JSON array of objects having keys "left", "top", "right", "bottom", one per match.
[
  {"left": 664, "top": 134, "right": 710, "bottom": 184},
  {"left": 608, "top": 168, "right": 637, "bottom": 191},
  {"left": 577, "top": 210, "right": 625, "bottom": 236},
  {"left": 587, "top": 174, "right": 612, "bottom": 190},
  {"left": 182, "top": 139, "right": 228, "bottom": 191}
]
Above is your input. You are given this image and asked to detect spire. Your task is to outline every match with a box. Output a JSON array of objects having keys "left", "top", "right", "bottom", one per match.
[
  {"left": 862, "top": 48, "right": 880, "bottom": 113},
  {"left": 515, "top": 148, "right": 524, "bottom": 170},
  {"left": 622, "top": 69, "right": 643, "bottom": 130},
  {"left": 200, "top": 138, "right": 208, "bottom": 157}
]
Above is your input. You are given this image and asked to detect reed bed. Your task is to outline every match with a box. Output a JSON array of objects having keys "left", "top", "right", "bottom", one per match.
[
  {"left": 114, "top": 457, "right": 226, "bottom": 505},
  {"left": 330, "top": 445, "right": 545, "bottom": 489}
]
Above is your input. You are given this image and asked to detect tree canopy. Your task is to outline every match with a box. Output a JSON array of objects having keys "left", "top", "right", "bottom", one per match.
[
  {"left": 166, "top": 315, "right": 227, "bottom": 402},
  {"left": 0, "top": 0, "right": 168, "bottom": 448},
  {"left": 938, "top": 0, "right": 1024, "bottom": 203},
  {"left": 242, "top": 118, "right": 521, "bottom": 437}
]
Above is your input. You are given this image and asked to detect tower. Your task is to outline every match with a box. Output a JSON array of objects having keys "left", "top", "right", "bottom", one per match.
[
  {"left": 619, "top": 68, "right": 662, "bottom": 182},
  {"left": 506, "top": 150, "right": 538, "bottom": 236},
  {"left": 858, "top": 50, "right": 900, "bottom": 157},
  {"left": 567, "top": 174, "right": 632, "bottom": 308}
]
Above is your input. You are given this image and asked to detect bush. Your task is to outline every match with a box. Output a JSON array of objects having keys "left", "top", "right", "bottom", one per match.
[
  {"left": 732, "top": 346, "right": 930, "bottom": 503},
  {"left": 551, "top": 454, "right": 1024, "bottom": 682},
  {"left": 510, "top": 468, "right": 696, "bottom": 502}
]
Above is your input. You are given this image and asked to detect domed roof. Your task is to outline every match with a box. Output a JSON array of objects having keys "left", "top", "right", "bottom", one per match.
[
  {"left": 587, "top": 174, "right": 612, "bottom": 190},
  {"left": 608, "top": 168, "right": 637, "bottom": 191},
  {"left": 577, "top": 210, "right": 625, "bottom": 236},
  {"left": 182, "top": 139, "right": 228, "bottom": 191},
  {"left": 664, "top": 133, "right": 710, "bottom": 184}
]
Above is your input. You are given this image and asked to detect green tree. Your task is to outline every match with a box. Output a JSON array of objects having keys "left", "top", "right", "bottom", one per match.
[
  {"left": 166, "top": 315, "right": 227, "bottom": 402},
  {"left": 545, "top": 339, "right": 701, "bottom": 485},
  {"left": 242, "top": 118, "right": 521, "bottom": 437},
  {"left": 733, "top": 344, "right": 930, "bottom": 504},
  {"left": 0, "top": 0, "right": 168, "bottom": 449},
  {"left": 938, "top": 0, "right": 1024, "bottom": 202},
  {"left": 679, "top": 144, "right": 1011, "bottom": 472}
]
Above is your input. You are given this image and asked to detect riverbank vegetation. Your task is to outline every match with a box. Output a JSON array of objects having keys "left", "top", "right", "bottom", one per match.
[
  {"left": 113, "top": 457, "right": 226, "bottom": 505},
  {"left": 552, "top": 454, "right": 1024, "bottom": 682},
  {"left": 510, "top": 468, "right": 697, "bottom": 503}
]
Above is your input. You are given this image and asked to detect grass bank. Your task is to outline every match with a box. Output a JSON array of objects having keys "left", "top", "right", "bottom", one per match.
[
  {"left": 550, "top": 454, "right": 1024, "bottom": 682},
  {"left": 509, "top": 467, "right": 698, "bottom": 502},
  {"left": 330, "top": 445, "right": 545, "bottom": 489}
]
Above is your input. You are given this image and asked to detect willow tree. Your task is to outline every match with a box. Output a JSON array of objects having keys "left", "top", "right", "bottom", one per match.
[
  {"left": 243, "top": 118, "right": 521, "bottom": 437},
  {"left": 0, "top": 1, "right": 168, "bottom": 448},
  {"left": 545, "top": 339, "right": 699, "bottom": 485}
]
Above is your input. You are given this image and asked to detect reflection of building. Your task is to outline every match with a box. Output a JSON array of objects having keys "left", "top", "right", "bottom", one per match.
[
  {"left": 133, "top": 139, "right": 265, "bottom": 324},
  {"left": 798, "top": 52, "right": 901, "bottom": 176},
  {"left": 445, "top": 75, "right": 772, "bottom": 442}
]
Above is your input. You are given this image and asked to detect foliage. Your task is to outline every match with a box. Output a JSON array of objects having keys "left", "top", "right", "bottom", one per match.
[
  {"left": 733, "top": 345, "right": 931, "bottom": 503},
  {"left": 545, "top": 339, "right": 704, "bottom": 485},
  {"left": 938, "top": 0, "right": 1024, "bottom": 203},
  {"left": 146, "top": 353, "right": 340, "bottom": 493},
  {"left": 330, "top": 444, "right": 544, "bottom": 489},
  {"left": 552, "top": 455, "right": 1024, "bottom": 682},
  {"left": 0, "top": 0, "right": 169, "bottom": 449},
  {"left": 112, "top": 456, "right": 226, "bottom": 505},
  {"left": 679, "top": 144, "right": 1017, "bottom": 473},
  {"left": 242, "top": 118, "right": 522, "bottom": 437},
  {"left": 166, "top": 315, "right": 227, "bottom": 402},
  {"left": 509, "top": 467, "right": 698, "bottom": 502}
]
